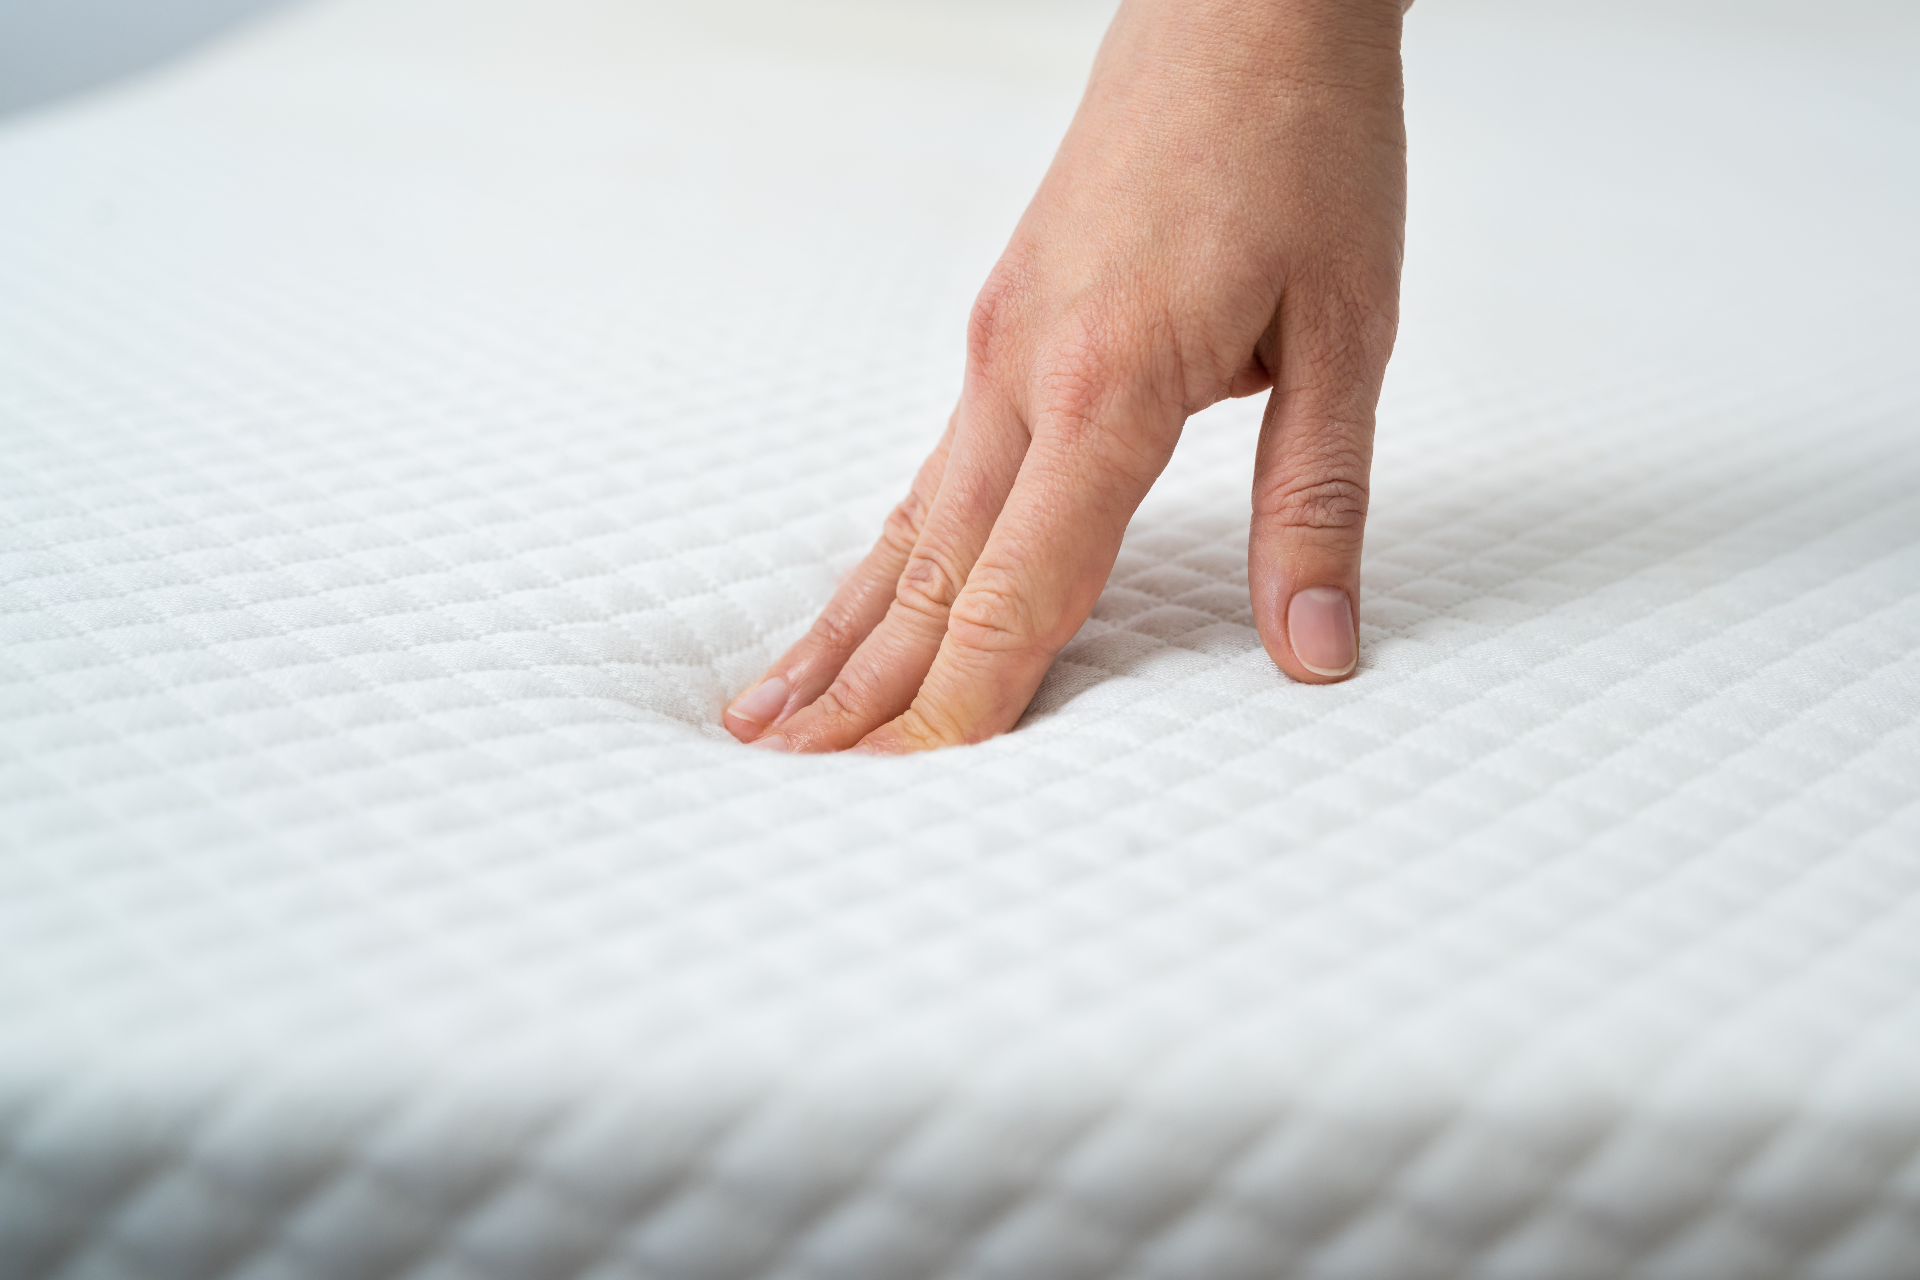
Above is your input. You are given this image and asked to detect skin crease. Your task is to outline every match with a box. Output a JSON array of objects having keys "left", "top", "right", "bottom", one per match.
[{"left": 727, "top": 0, "right": 1410, "bottom": 754}]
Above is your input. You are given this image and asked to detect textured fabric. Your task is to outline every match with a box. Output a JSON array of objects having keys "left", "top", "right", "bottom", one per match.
[{"left": 2, "top": 1, "right": 1918, "bottom": 1277}]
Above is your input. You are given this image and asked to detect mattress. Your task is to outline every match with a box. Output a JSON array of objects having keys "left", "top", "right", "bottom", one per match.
[{"left": 2, "top": 0, "right": 1918, "bottom": 1276}]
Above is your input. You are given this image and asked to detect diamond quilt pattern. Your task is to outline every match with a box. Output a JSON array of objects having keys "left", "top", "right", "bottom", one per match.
[{"left": 1, "top": 1, "right": 1918, "bottom": 1277}]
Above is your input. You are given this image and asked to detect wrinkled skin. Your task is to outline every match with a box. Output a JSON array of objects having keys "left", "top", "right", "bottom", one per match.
[{"left": 727, "top": 0, "right": 1409, "bottom": 753}]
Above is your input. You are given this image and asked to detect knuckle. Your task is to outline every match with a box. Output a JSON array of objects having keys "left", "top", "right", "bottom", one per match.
[
  {"left": 1029, "top": 319, "right": 1183, "bottom": 478},
  {"left": 946, "top": 579, "right": 1040, "bottom": 654},
  {"left": 879, "top": 493, "right": 925, "bottom": 556},
  {"left": 966, "top": 296, "right": 999, "bottom": 367},
  {"left": 895, "top": 547, "right": 966, "bottom": 619},
  {"left": 1032, "top": 313, "right": 1131, "bottom": 438},
  {"left": 1257, "top": 457, "right": 1371, "bottom": 533},
  {"left": 967, "top": 261, "right": 1030, "bottom": 372},
  {"left": 1305, "top": 274, "right": 1401, "bottom": 375},
  {"left": 810, "top": 681, "right": 864, "bottom": 728},
  {"left": 805, "top": 607, "right": 863, "bottom": 657}
]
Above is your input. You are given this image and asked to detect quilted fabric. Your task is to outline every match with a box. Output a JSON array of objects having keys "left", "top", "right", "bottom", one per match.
[{"left": 2, "top": 0, "right": 1918, "bottom": 1276}]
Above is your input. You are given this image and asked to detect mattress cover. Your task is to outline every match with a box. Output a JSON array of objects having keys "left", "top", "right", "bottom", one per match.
[{"left": 2, "top": 1, "right": 1918, "bottom": 1276}]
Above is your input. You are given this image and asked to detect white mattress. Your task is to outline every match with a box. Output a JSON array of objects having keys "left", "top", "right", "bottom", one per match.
[{"left": 3, "top": 1, "right": 1918, "bottom": 1276}]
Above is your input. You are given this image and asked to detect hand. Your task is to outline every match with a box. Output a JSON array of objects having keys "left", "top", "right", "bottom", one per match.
[{"left": 727, "top": 0, "right": 1407, "bottom": 753}]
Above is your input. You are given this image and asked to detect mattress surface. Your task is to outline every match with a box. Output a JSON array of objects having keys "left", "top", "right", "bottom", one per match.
[{"left": 2, "top": 1, "right": 1918, "bottom": 1277}]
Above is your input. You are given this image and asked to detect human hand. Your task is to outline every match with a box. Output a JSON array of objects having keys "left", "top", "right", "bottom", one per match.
[{"left": 727, "top": 0, "right": 1407, "bottom": 753}]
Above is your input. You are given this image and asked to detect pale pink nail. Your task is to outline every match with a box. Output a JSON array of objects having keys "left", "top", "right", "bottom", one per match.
[
  {"left": 1287, "top": 587, "right": 1357, "bottom": 677},
  {"left": 726, "top": 676, "right": 789, "bottom": 729},
  {"left": 747, "top": 733, "right": 790, "bottom": 752}
]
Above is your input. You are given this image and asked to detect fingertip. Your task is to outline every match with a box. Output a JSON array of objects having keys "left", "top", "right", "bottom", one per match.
[
  {"left": 1287, "top": 586, "right": 1358, "bottom": 679},
  {"left": 724, "top": 675, "right": 790, "bottom": 741},
  {"left": 1250, "top": 578, "right": 1361, "bottom": 685}
]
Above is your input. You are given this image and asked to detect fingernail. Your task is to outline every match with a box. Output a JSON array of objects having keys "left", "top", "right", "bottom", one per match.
[
  {"left": 747, "top": 733, "right": 790, "bottom": 752},
  {"left": 726, "top": 676, "right": 789, "bottom": 729},
  {"left": 1287, "top": 587, "right": 1357, "bottom": 677}
]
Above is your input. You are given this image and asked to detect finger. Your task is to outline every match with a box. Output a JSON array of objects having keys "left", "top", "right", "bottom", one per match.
[
  {"left": 754, "top": 390, "right": 1030, "bottom": 753},
  {"left": 723, "top": 418, "right": 955, "bottom": 742},
  {"left": 859, "top": 384, "right": 1182, "bottom": 753},
  {"left": 1247, "top": 284, "right": 1394, "bottom": 684}
]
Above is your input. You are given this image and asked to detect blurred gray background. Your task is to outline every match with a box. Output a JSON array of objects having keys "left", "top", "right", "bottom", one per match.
[{"left": 0, "top": 0, "right": 294, "bottom": 117}]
